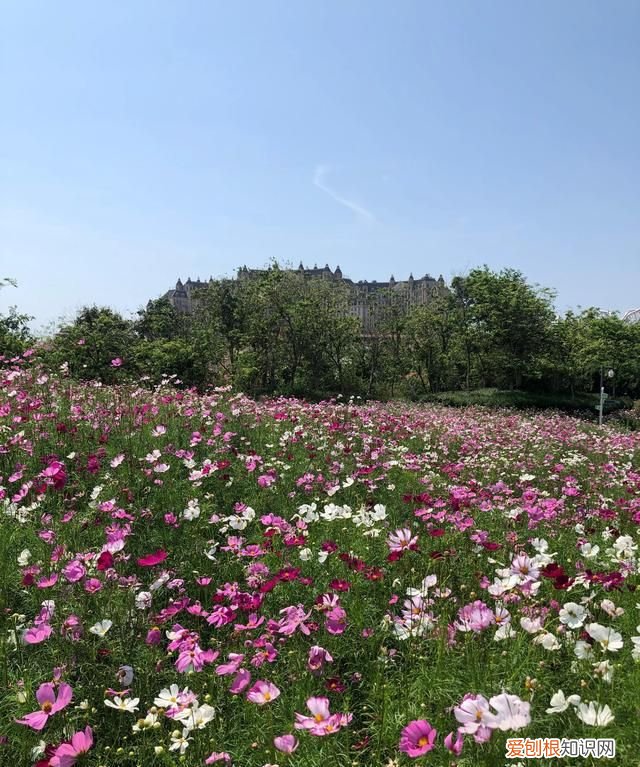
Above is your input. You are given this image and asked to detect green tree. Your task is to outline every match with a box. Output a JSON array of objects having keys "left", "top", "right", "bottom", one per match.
[
  {"left": 455, "top": 267, "right": 556, "bottom": 389},
  {"left": 47, "top": 306, "right": 138, "bottom": 382},
  {"left": 0, "top": 278, "right": 33, "bottom": 357}
]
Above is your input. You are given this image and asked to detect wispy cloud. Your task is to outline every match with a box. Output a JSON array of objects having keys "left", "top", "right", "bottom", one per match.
[{"left": 313, "top": 165, "right": 375, "bottom": 222}]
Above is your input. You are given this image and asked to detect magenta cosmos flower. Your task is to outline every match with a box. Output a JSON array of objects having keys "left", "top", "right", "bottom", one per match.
[
  {"left": 246, "top": 680, "right": 280, "bottom": 704},
  {"left": 294, "top": 697, "right": 352, "bottom": 736},
  {"left": 50, "top": 726, "right": 93, "bottom": 767},
  {"left": 399, "top": 719, "right": 437, "bottom": 757},
  {"left": 16, "top": 682, "right": 73, "bottom": 731},
  {"left": 136, "top": 549, "right": 168, "bottom": 567}
]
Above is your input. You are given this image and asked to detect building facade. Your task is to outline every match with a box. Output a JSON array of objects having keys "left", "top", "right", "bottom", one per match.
[{"left": 164, "top": 264, "right": 448, "bottom": 333}]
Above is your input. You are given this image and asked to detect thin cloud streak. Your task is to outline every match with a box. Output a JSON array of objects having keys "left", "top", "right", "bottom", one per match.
[{"left": 313, "top": 165, "right": 375, "bottom": 222}]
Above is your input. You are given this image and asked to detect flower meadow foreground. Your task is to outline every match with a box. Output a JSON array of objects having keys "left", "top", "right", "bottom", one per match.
[{"left": 1, "top": 356, "right": 640, "bottom": 766}]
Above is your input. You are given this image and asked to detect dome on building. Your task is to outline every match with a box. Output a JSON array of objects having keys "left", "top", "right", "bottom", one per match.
[{"left": 623, "top": 308, "right": 640, "bottom": 323}]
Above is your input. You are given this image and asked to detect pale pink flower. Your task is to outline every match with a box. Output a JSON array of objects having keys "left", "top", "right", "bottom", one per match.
[
  {"left": 246, "top": 680, "right": 280, "bottom": 704},
  {"left": 274, "top": 734, "right": 299, "bottom": 753},
  {"left": 387, "top": 528, "right": 419, "bottom": 553}
]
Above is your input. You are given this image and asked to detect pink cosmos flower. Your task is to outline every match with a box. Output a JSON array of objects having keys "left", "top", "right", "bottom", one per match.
[
  {"left": 83, "top": 577, "right": 103, "bottom": 594},
  {"left": 229, "top": 669, "right": 251, "bottom": 694},
  {"left": 137, "top": 549, "right": 168, "bottom": 567},
  {"left": 444, "top": 730, "right": 464, "bottom": 755},
  {"left": 294, "top": 696, "right": 331, "bottom": 730},
  {"left": 216, "top": 654, "right": 245, "bottom": 676},
  {"left": 307, "top": 645, "right": 333, "bottom": 674},
  {"left": 325, "top": 606, "right": 347, "bottom": 635},
  {"left": 276, "top": 605, "right": 313, "bottom": 636},
  {"left": 49, "top": 727, "right": 93, "bottom": 767},
  {"left": 294, "top": 697, "right": 352, "bottom": 735},
  {"left": 23, "top": 623, "right": 53, "bottom": 645},
  {"left": 37, "top": 573, "right": 58, "bottom": 589},
  {"left": 50, "top": 726, "right": 93, "bottom": 767},
  {"left": 454, "top": 694, "right": 497, "bottom": 734},
  {"left": 274, "top": 734, "right": 299, "bottom": 754},
  {"left": 110, "top": 357, "right": 123, "bottom": 367},
  {"left": 40, "top": 461, "right": 67, "bottom": 489},
  {"left": 455, "top": 600, "right": 495, "bottom": 633},
  {"left": 16, "top": 682, "right": 73, "bottom": 730},
  {"left": 205, "top": 752, "right": 231, "bottom": 764},
  {"left": 246, "top": 680, "right": 280, "bottom": 704},
  {"left": 399, "top": 719, "right": 437, "bottom": 757},
  {"left": 63, "top": 561, "right": 86, "bottom": 583},
  {"left": 387, "top": 528, "right": 419, "bottom": 553}
]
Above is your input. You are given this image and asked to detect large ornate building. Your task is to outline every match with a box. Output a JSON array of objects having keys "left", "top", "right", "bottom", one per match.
[{"left": 164, "top": 264, "right": 448, "bottom": 333}]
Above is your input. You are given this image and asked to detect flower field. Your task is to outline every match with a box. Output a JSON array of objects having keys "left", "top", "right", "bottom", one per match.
[{"left": 2, "top": 357, "right": 640, "bottom": 766}]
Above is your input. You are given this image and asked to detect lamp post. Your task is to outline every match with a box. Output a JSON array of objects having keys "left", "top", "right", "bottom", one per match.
[{"left": 598, "top": 368, "right": 615, "bottom": 426}]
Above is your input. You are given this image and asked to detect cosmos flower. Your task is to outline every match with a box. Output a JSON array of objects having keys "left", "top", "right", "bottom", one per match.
[
  {"left": 585, "top": 623, "right": 623, "bottom": 652},
  {"left": 137, "top": 549, "right": 168, "bottom": 567},
  {"left": 104, "top": 696, "right": 140, "bottom": 713},
  {"left": 246, "top": 680, "right": 280, "bottom": 704},
  {"left": 558, "top": 602, "right": 587, "bottom": 629},
  {"left": 49, "top": 726, "right": 93, "bottom": 767},
  {"left": 274, "top": 734, "right": 299, "bottom": 754},
  {"left": 89, "top": 619, "right": 112, "bottom": 637},
  {"left": 387, "top": 528, "right": 419, "bottom": 553},
  {"left": 546, "top": 690, "right": 581, "bottom": 714},
  {"left": 23, "top": 624, "right": 53, "bottom": 645},
  {"left": 398, "top": 719, "right": 437, "bottom": 757},
  {"left": 16, "top": 683, "right": 73, "bottom": 730},
  {"left": 576, "top": 701, "right": 615, "bottom": 727}
]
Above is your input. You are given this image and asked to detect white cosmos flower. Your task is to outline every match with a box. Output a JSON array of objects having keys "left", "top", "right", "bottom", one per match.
[
  {"left": 104, "top": 696, "right": 140, "bottom": 713},
  {"left": 580, "top": 542, "right": 600, "bottom": 559},
  {"left": 494, "top": 623, "right": 516, "bottom": 641},
  {"left": 559, "top": 602, "right": 587, "bottom": 629},
  {"left": 17, "top": 549, "right": 32, "bottom": 566},
  {"left": 169, "top": 728, "right": 192, "bottom": 754},
  {"left": 89, "top": 619, "right": 113, "bottom": 637},
  {"left": 576, "top": 701, "right": 615, "bottom": 727},
  {"left": 631, "top": 633, "right": 640, "bottom": 661},
  {"left": 533, "top": 631, "right": 560, "bottom": 651},
  {"left": 574, "top": 640, "right": 594, "bottom": 660},
  {"left": 546, "top": 690, "right": 581, "bottom": 714},
  {"left": 406, "top": 575, "right": 438, "bottom": 598},
  {"left": 175, "top": 702, "right": 216, "bottom": 730},
  {"left": 585, "top": 623, "right": 623, "bottom": 652},
  {"left": 154, "top": 684, "right": 191, "bottom": 709},
  {"left": 592, "top": 659, "right": 614, "bottom": 683},
  {"left": 132, "top": 712, "right": 159, "bottom": 733}
]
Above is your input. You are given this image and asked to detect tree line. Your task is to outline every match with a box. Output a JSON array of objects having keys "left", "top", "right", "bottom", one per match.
[{"left": 2, "top": 267, "right": 640, "bottom": 402}]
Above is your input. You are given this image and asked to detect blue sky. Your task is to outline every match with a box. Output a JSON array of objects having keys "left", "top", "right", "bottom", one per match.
[{"left": 1, "top": 0, "right": 639, "bottom": 330}]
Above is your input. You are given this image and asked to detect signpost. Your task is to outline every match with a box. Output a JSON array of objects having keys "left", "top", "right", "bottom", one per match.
[{"left": 598, "top": 368, "right": 615, "bottom": 426}]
